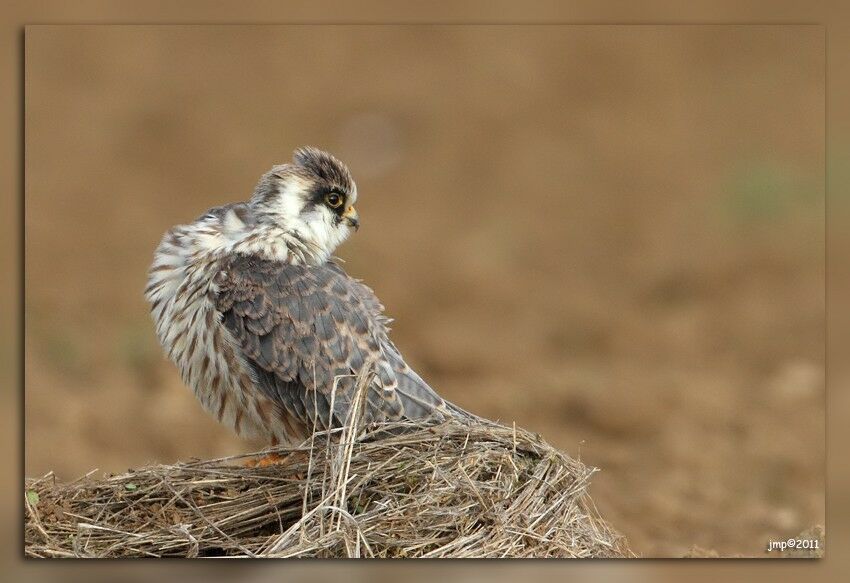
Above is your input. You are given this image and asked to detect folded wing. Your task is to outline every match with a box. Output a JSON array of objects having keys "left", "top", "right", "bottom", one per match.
[{"left": 214, "top": 255, "right": 454, "bottom": 432}]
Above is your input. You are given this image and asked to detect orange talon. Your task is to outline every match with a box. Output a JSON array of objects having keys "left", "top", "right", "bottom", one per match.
[
  {"left": 245, "top": 450, "right": 309, "bottom": 468},
  {"left": 245, "top": 452, "right": 288, "bottom": 467}
]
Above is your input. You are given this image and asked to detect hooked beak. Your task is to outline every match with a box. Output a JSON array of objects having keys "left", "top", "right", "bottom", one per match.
[{"left": 342, "top": 206, "right": 360, "bottom": 231}]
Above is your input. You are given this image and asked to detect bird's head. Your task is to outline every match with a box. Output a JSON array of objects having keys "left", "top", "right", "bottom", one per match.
[{"left": 250, "top": 147, "right": 359, "bottom": 257}]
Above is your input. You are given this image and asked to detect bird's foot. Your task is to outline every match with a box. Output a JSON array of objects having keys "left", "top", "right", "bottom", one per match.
[
  {"left": 244, "top": 450, "right": 309, "bottom": 468},
  {"left": 245, "top": 452, "right": 288, "bottom": 467}
]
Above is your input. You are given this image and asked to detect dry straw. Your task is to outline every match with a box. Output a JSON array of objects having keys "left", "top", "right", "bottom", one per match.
[{"left": 25, "top": 374, "right": 631, "bottom": 558}]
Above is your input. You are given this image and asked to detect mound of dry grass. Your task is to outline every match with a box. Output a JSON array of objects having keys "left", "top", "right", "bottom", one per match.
[{"left": 25, "top": 415, "right": 631, "bottom": 558}]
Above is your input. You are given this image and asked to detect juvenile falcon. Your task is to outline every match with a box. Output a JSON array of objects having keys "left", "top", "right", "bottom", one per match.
[{"left": 145, "top": 147, "right": 471, "bottom": 447}]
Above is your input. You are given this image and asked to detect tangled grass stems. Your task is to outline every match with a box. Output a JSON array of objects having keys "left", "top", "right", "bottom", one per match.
[{"left": 25, "top": 375, "right": 631, "bottom": 558}]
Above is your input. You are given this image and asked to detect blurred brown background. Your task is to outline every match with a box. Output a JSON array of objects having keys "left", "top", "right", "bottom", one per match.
[{"left": 24, "top": 25, "right": 824, "bottom": 557}]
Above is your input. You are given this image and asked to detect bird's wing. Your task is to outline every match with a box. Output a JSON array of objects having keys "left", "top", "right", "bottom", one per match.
[{"left": 214, "top": 254, "right": 451, "bottom": 432}]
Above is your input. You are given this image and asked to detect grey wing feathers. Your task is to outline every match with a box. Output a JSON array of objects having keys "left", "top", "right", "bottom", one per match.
[
  {"left": 384, "top": 340, "right": 479, "bottom": 421},
  {"left": 215, "top": 254, "right": 458, "bottom": 432}
]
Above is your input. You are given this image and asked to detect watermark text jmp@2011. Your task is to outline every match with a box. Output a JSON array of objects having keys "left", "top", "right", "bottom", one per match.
[{"left": 766, "top": 538, "right": 820, "bottom": 553}]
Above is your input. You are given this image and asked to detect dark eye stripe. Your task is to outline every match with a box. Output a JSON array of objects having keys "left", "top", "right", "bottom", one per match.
[{"left": 310, "top": 185, "right": 348, "bottom": 214}]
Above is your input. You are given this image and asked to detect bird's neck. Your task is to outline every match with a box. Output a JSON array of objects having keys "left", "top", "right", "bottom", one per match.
[
  {"left": 231, "top": 223, "right": 331, "bottom": 266},
  {"left": 161, "top": 204, "right": 333, "bottom": 267}
]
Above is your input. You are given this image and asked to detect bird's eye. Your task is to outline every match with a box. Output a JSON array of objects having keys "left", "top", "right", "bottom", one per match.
[{"left": 325, "top": 192, "right": 343, "bottom": 208}]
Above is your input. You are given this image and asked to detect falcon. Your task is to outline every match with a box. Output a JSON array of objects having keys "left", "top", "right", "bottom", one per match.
[{"left": 145, "top": 147, "right": 471, "bottom": 448}]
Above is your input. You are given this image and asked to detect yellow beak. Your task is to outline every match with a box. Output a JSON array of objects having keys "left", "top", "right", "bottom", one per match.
[{"left": 342, "top": 206, "right": 360, "bottom": 231}]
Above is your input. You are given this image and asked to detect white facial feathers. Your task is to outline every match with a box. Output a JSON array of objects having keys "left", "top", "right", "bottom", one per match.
[{"left": 246, "top": 150, "right": 359, "bottom": 263}]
